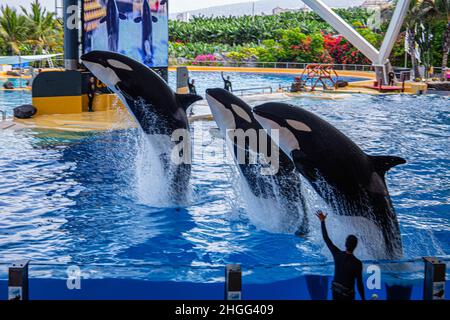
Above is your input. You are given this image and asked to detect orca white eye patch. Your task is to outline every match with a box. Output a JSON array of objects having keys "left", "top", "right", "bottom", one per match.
[
  {"left": 286, "top": 119, "right": 312, "bottom": 132},
  {"left": 107, "top": 59, "right": 133, "bottom": 71},
  {"left": 231, "top": 104, "right": 252, "bottom": 123}
]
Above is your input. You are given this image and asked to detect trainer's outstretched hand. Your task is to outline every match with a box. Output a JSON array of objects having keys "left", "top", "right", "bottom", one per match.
[{"left": 316, "top": 210, "right": 327, "bottom": 222}]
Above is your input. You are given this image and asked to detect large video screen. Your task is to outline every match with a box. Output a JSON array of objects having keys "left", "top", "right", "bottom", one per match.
[{"left": 83, "top": 0, "right": 168, "bottom": 67}]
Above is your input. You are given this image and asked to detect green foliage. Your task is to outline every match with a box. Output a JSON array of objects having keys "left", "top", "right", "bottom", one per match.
[
  {"left": 0, "top": 6, "right": 28, "bottom": 55},
  {"left": 225, "top": 47, "right": 259, "bottom": 63},
  {"left": 0, "top": 1, "right": 62, "bottom": 55},
  {"left": 21, "top": 0, "right": 63, "bottom": 54},
  {"left": 256, "top": 40, "right": 283, "bottom": 62},
  {"left": 170, "top": 4, "right": 447, "bottom": 68},
  {"left": 169, "top": 9, "right": 373, "bottom": 46}
]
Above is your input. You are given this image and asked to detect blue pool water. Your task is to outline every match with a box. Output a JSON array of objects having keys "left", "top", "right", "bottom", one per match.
[{"left": 0, "top": 72, "right": 449, "bottom": 285}]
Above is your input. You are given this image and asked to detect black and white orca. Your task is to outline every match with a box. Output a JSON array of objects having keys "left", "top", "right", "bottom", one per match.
[
  {"left": 133, "top": 0, "right": 158, "bottom": 65},
  {"left": 99, "top": 0, "right": 126, "bottom": 52},
  {"left": 206, "top": 88, "right": 308, "bottom": 234},
  {"left": 81, "top": 51, "right": 202, "bottom": 203},
  {"left": 253, "top": 102, "right": 405, "bottom": 258}
]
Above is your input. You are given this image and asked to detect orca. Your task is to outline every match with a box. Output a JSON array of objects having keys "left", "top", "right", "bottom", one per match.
[
  {"left": 134, "top": 0, "right": 159, "bottom": 65},
  {"left": 99, "top": 0, "right": 127, "bottom": 52},
  {"left": 206, "top": 88, "right": 308, "bottom": 234},
  {"left": 81, "top": 51, "right": 202, "bottom": 202},
  {"left": 253, "top": 103, "right": 405, "bottom": 258}
]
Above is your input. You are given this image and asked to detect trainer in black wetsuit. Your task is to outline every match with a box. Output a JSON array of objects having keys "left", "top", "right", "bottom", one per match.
[
  {"left": 87, "top": 76, "right": 97, "bottom": 112},
  {"left": 188, "top": 77, "right": 197, "bottom": 95},
  {"left": 388, "top": 71, "right": 396, "bottom": 86},
  {"left": 221, "top": 72, "right": 233, "bottom": 92},
  {"left": 316, "top": 210, "right": 366, "bottom": 301}
]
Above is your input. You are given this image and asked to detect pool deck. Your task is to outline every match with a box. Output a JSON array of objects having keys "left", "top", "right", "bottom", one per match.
[
  {"left": 0, "top": 93, "right": 286, "bottom": 132},
  {"left": 1, "top": 109, "right": 137, "bottom": 132}
]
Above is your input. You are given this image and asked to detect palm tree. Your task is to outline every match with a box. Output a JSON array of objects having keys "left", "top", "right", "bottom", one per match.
[
  {"left": 431, "top": 0, "right": 450, "bottom": 79},
  {"left": 403, "top": 0, "right": 437, "bottom": 78},
  {"left": 0, "top": 6, "right": 27, "bottom": 55},
  {"left": 21, "top": 0, "right": 60, "bottom": 54},
  {"left": 404, "top": 1, "right": 421, "bottom": 78}
]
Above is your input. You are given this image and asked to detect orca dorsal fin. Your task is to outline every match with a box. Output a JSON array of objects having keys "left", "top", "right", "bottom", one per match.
[
  {"left": 176, "top": 93, "right": 203, "bottom": 111},
  {"left": 370, "top": 155, "right": 406, "bottom": 175}
]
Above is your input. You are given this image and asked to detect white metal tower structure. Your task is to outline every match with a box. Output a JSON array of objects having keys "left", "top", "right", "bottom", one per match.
[{"left": 302, "top": 0, "right": 412, "bottom": 84}]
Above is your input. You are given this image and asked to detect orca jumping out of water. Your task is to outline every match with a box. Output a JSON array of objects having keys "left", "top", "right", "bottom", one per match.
[
  {"left": 253, "top": 103, "right": 405, "bottom": 259},
  {"left": 206, "top": 88, "right": 309, "bottom": 234},
  {"left": 81, "top": 51, "right": 202, "bottom": 203},
  {"left": 133, "top": 0, "right": 160, "bottom": 65},
  {"left": 99, "top": 0, "right": 126, "bottom": 52}
]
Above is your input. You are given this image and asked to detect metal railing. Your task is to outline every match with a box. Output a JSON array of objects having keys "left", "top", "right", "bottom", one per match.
[
  {"left": 232, "top": 86, "right": 273, "bottom": 96},
  {"left": 0, "top": 109, "right": 6, "bottom": 121}
]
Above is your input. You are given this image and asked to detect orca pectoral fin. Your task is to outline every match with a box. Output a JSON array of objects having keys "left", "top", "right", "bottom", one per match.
[
  {"left": 99, "top": 16, "right": 107, "bottom": 24},
  {"left": 152, "top": 16, "right": 158, "bottom": 23},
  {"left": 133, "top": 17, "right": 142, "bottom": 23},
  {"left": 291, "top": 149, "right": 317, "bottom": 181},
  {"left": 176, "top": 93, "right": 203, "bottom": 112},
  {"left": 291, "top": 149, "right": 308, "bottom": 173},
  {"left": 119, "top": 13, "right": 127, "bottom": 20},
  {"left": 370, "top": 155, "right": 406, "bottom": 175}
]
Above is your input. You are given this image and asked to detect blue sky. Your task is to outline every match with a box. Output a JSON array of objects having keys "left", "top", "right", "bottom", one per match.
[{"left": 0, "top": 0, "right": 254, "bottom": 13}]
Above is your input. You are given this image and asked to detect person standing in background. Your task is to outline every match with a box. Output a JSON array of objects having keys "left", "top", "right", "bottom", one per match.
[
  {"left": 188, "top": 77, "right": 197, "bottom": 95},
  {"left": 221, "top": 72, "right": 233, "bottom": 92},
  {"left": 87, "top": 77, "right": 97, "bottom": 112}
]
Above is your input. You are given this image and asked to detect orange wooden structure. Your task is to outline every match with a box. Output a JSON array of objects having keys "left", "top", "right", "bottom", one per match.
[{"left": 300, "top": 64, "right": 339, "bottom": 91}]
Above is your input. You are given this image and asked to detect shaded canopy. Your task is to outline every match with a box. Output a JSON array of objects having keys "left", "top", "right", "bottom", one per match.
[{"left": 0, "top": 54, "right": 62, "bottom": 65}]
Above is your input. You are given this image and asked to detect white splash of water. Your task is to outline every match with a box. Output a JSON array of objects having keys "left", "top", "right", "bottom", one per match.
[
  {"left": 109, "top": 99, "right": 192, "bottom": 207},
  {"left": 133, "top": 131, "right": 172, "bottom": 206},
  {"left": 224, "top": 161, "right": 311, "bottom": 234}
]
